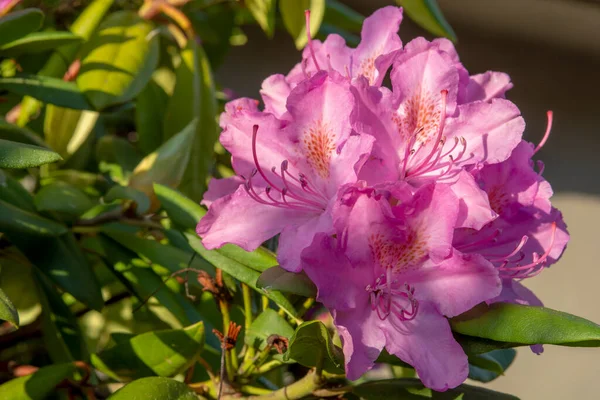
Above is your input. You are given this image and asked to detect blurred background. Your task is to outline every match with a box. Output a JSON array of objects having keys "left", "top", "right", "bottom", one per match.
[{"left": 215, "top": 0, "right": 600, "bottom": 398}]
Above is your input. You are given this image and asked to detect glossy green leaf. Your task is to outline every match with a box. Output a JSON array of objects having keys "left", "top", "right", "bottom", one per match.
[
  {"left": 0, "top": 285, "right": 18, "bottom": 327},
  {"left": 0, "top": 31, "right": 82, "bottom": 56},
  {"left": 323, "top": 0, "right": 364, "bottom": 33},
  {"left": 0, "top": 118, "right": 47, "bottom": 147},
  {"left": 257, "top": 266, "right": 317, "bottom": 297},
  {"left": 468, "top": 349, "right": 517, "bottom": 383},
  {"left": 34, "top": 181, "right": 94, "bottom": 217},
  {"left": 451, "top": 303, "right": 600, "bottom": 347},
  {"left": 44, "top": 106, "right": 99, "bottom": 159},
  {"left": 35, "top": 271, "right": 89, "bottom": 362},
  {"left": 245, "top": 309, "right": 294, "bottom": 349},
  {"left": 16, "top": 0, "right": 115, "bottom": 126},
  {"left": 184, "top": 232, "right": 298, "bottom": 319},
  {"left": 91, "top": 321, "right": 205, "bottom": 381},
  {"left": 163, "top": 42, "right": 217, "bottom": 201},
  {"left": 397, "top": 0, "right": 456, "bottom": 42},
  {"left": 284, "top": 320, "right": 343, "bottom": 373},
  {"left": 0, "top": 362, "right": 77, "bottom": 400},
  {"left": 0, "top": 75, "right": 91, "bottom": 110},
  {"left": 280, "top": 0, "right": 326, "bottom": 49},
  {"left": 353, "top": 379, "right": 519, "bottom": 399},
  {"left": 0, "top": 8, "right": 44, "bottom": 48},
  {"left": 105, "top": 185, "right": 151, "bottom": 214},
  {"left": 0, "top": 198, "right": 67, "bottom": 236},
  {"left": 8, "top": 233, "right": 104, "bottom": 310},
  {"left": 108, "top": 377, "right": 197, "bottom": 400},
  {"left": 246, "top": 0, "right": 276, "bottom": 37},
  {"left": 0, "top": 139, "right": 62, "bottom": 168},
  {"left": 77, "top": 11, "right": 159, "bottom": 110},
  {"left": 135, "top": 79, "right": 168, "bottom": 154}
]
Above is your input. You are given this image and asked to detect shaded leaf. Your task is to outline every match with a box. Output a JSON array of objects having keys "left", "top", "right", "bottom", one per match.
[
  {"left": 0, "top": 198, "right": 67, "bottom": 236},
  {"left": 245, "top": 309, "right": 294, "bottom": 349},
  {"left": 257, "top": 266, "right": 317, "bottom": 297},
  {"left": 397, "top": 0, "right": 456, "bottom": 42},
  {"left": 353, "top": 379, "right": 519, "bottom": 399},
  {"left": 105, "top": 185, "right": 150, "bottom": 214},
  {"left": 34, "top": 271, "right": 89, "bottom": 362},
  {"left": 34, "top": 181, "right": 94, "bottom": 218},
  {"left": 0, "top": 139, "right": 62, "bottom": 168},
  {"left": 77, "top": 11, "right": 159, "bottom": 110},
  {"left": 135, "top": 78, "right": 168, "bottom": 155},
  {"left": 323, "top": 0, "right": 364, "bottom": 33},
  {"left": 0, "top": 169, "right": 36, "bottom": 212},
  {"left": 0, "top": 363, "right": 77, "bottom": 400},
  {"left": 0, "top": 8, "right": 44, "bottom": 48},
  {"left": 0, "top": 31, "right": 82, "bottom": 56},
  {"left": 0, "top": 75, "right": 91, "bottom": 110},
  {"left": 108, "top": 377, "right": 197, "bottom": 400},
  {"left": 451, "top": 303, "right": 600, "bottom": 347},
  {"left": 246, "top": 0, "right": 276, "bottom": 37},
  {"left": 468, "top": 349, "right": 517, "bottom": 383},
  {"left": 0, "top": 118, "right": 47, "bottom": 147},
  {"left": 91, "top": 322, "right": 205, "bottom": 381},
  {"left": 284, "top": 320, "right": 343, "bottom": 373},
  {"left": 280, "top": 0, "right": 326, "bottom": 49},
  {"left": 96, "top": 135, "right": 143, "bottom": 177}
]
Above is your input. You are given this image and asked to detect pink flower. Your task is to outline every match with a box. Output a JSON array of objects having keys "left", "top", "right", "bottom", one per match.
[
  {"left": 197, "top": 71, "right": 374, "bottom": 271},
  {"left": 302, "top": 183, "right": 501, "bottom": 390}
]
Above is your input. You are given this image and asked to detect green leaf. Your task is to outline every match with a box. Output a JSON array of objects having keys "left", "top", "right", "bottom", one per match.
[
  {"left": 280, "top": 0, "right": 326, "bottom": 49},
  {"left": 77, "top": 11, "right": 159, "bottom": 110},
  {"left": 130, "top": 119, "right": 196, "bottom": 200},
  {"left": 184, "top": 232, "right": 298, "bottom": 319},
  {"left": 468, "top": 349, "right": 517, "bottom": 383},
  {"left": 353, "top": 379, "right": 519, "bottom": 399},
  {"left": 96, "top": 135, "right": 143, "bottom": 175},
  {"left": 0, "top": 75, "right": 92, "bottom": 110},
  {"left": 0, "top": 170, "right": 36, "bottom": 212},
  {"left": 0, "top": 118, "right": 47, "bottom": 147},
  {"left": 108, "top": 377, "right": 197, "bottom": 400},
  {"left": 35, "top": 271, "right": 89, "bottom": 362},
  {"left": 8, "top": 233, "right": 104, "bottom": 310},
  {"left": 34, "top": 181, "right": 94, "bottom": 218},
  {"left": 284, "top": 320, "right": 343, "bottom": 373},
  {"left": 105, "top": 185, "right": 150, "bottom": 214},
  {"left": 0, "top": 284, "right": 19, "bottom": 327},
  {"left": 0, "top": 362, "right": 77, "bottom": 400},
  {"left": 246, "top": 0, "right": 276, "bottom": 37},
  {"left": 91, "top": 321, "right": 205, "bottom": 381},
  {"left": 454, "top": 333, "right": 522, "bottom": 356},
  {"left": 0, "top": 198, "right": 67, "bottom": 236},
  {"left": 44, "top": 107, "right": 99, "bottom": 159},
  {"left": 257, "top": 266, "right": 317, "bottom": 297},
  {"left": 397, "top": 0, "right": 456, "bottom": 42},
  {"left": 0, "top": 256, "right": 40, "bottom": 326},
  {"left": 0, "top": 139, "right": 62, "bottom": 168},
  {"left": 0, "top": 8, "right": 44, "bottom": 48},
  {"left": 245, "top": 309, "right": 294, "bottom": 349},
  {"left": 135, "top": 78, "right": 168, "bottom": 155},
  {"left": 0, "top": 31, "right": 82, "bottom": 57},
  {"left": 162, "top": 42, "right": 217, "bottom": 201},
  {"left": 450, "top": 303, "right": 600, "bottom": 347},
  {"left": 16, "top": 0, "right": 115, "bottom": 126},
  {"left": 323, "top": 0, "right": 364, "bottom": 33}
]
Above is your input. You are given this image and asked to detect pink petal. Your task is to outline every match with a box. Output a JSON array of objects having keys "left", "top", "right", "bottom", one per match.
[
  {"left": 466, "top": 71, "right": 513, "bottom": 103},
  {"left": 383, "top": 301, "right": 468, "bottom": 391},
  {"left": 201, "top": 176, "right": 244, "bottom": 208},
  {"left": 450, "top": 170, "right": 496, "bottom": 230},
  {"left": 260, "top": 74, "right": 291, "bottom": 119}
]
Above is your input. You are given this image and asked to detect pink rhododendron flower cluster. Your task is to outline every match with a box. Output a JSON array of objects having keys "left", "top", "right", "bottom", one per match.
[{"left": 197, "top": 6, "right": 569, "bottom": 391}]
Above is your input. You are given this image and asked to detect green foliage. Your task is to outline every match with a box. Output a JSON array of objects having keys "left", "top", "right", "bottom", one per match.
[{"left": 0, "top": 1, "right": 595, "bottom": 399}]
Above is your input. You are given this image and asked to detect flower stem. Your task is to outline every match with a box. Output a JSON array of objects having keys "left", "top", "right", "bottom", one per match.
[
  {"left": 242, "top": 283, "right": 256, "bottom": 362},
  {"left": 222, "top": 370, "right": 325, "bottom": 400}
]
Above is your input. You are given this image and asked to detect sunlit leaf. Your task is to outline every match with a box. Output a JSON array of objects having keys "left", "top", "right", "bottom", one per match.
[
  {"left": 107, "top": 377, "right": 197, "bottom": 400},
  {"left": 397, "top": 0, "right": 456, "bottom": 42},
  {"left": 284, "top": 320, "right": 343, "bottom": 373},
  {"left": 0, "top": 31, "right": 82, "bottom": 56},
  {"left": 280, "top": 0, "right": 325, "bottom": 49},
  {"left": 246, "top": 0, "right": 276, "bottom": 37},
  {"left": 0, "top": 283, "right": 18, "bottom": 327},
  {"left": 257, "top": 266, "right": 317, "bottom": 297}
]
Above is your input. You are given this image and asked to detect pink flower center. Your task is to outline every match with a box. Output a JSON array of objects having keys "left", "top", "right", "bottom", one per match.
[
  {"left": 366, "top": 271, "right": 419, "bottom": 323},
  {"left": 242, "top": 125, "right": 328, "bottom": 212}
]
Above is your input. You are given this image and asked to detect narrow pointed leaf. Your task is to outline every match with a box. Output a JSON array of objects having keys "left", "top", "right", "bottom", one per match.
[
  {"left": 77, "top": 11, "right": 159, "bottom": 110},
  {"left": 284, "top": 320, "right": 344, "bottom": 373},
  {"left": 397, "top": 0, "right": 456, "bottom": 42},
  {"left": 451, "top": 303, "right": 600, "bottom": 347},
  {"left": 0, "top": 8, "right": 44, "bottom": 48},
  {"left": 0, "top": 139, "right": 62, "bottom": 168},
  {"left": 91, "top": 321, "right": 205, "bottom": 381},
  {"left": 353, "top": 379, "right": 519, "bottom": 399},
  {"left": 0, "top": 363, "right": 77, "bottom": 400},
  {"left": 0, "top": 75, "right": 91, "bottom": 110},
  {"left": 323, "top": 0, "right": 364, "bottom": 32},
  {"left": 108, "top": 377, "right": 197, "bottom": 400},
  {"left": 257, "top": 266, "right": 317, "bottom": 297},
  {"left": 35, "top": 271, "right": 89, "bottom": 362},
  {"left": 280, "top": 0, "right": 325, "bottom": 49},
  {"left": 0, "top": 31, "right": 82, "bottom": 56},
  {"left": 0, "top": 198, "right": 67, "bottom": 236}
]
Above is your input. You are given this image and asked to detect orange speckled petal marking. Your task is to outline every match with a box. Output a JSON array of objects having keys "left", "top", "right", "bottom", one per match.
[
  {"left": 302, "top": 119, "right": 336, "bottom": 178},
  {"left": 393, "top": 88, "right": 442, "bottom": 145}
]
